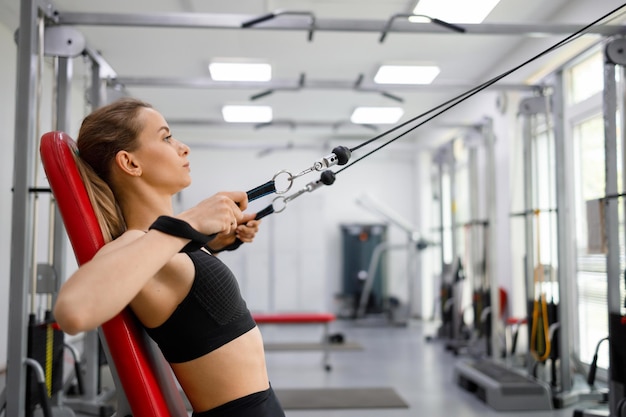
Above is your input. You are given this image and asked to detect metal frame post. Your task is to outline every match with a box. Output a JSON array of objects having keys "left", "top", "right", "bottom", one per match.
[
  {"left": 435, "top": 150, "right": 446, "bottom": 268},
  {"left": 449, "top": 142, "right": 458, "bottom": 261},
  {"left": 603, "top": 38, "right": 625, "bottom": 417},
  {"left": 482, "top": 118, "right": 503, "bottom": 361},
  {"left": 520, "top": 99, "right": 535, "bottom": 378},
  {"left": 518, "top": 87, "right": 576, "bottom": 401},
  {"left": 552, "top": 70, "right": 576, "bottom": 398},
  {"left": 7, "top": 0, "right": 51, "bottom": 416},
  {"left": 51, "top": 56, "right": 71, "bottom": 307}
]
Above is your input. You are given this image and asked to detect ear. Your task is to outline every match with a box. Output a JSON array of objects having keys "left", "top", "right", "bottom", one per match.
[{"left": 114, "top": 150, "right": 142, "bottom": 177}]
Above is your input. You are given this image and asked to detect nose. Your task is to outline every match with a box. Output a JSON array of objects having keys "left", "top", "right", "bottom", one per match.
[{"left": 176, "top": 139, "right": 190, "bottom": 156}]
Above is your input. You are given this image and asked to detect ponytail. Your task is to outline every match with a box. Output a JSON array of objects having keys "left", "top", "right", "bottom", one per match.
[{"left": 73, "top": 153, "right": 126, "bottom": 242}]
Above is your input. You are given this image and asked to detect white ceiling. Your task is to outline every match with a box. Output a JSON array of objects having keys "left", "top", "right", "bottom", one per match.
[{"left": 2, "top": 0, "right": 626, "bottom": 150}]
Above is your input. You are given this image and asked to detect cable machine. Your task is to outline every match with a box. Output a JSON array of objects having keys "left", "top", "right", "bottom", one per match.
[
  {"left": 453, "top": 109, "right": 555, "bottom": 410},
  {"left": 518, "top": 87, "right": 585, "bottom": 408},
  {"left": 6, "top": 2, "right": 626, "bottom": 417},
  {"left": 429, "top": 120, "right": 504, "bottom": 358},
  {"left": 4, "top": 1, "right": 129, "bottom": 415},
  {"left": 575, "top": 36, "right": 626, "bottom": 417}
]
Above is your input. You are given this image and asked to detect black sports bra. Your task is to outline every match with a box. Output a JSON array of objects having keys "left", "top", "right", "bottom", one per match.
[{"left": 144, "top": 249, "right": 256, "bottom": 363}]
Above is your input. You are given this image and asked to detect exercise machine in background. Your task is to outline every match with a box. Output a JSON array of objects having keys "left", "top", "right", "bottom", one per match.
[
  {"left": 349, "top": 193, "right": 433, "bottom": 326},
  {"left": 575, "top": 37, "right": 626, "bottom": 417}
]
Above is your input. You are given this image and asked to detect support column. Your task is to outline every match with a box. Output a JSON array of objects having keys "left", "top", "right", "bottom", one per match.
[
  {"left": 520, "top": 99, "right": 535, "bottom": 378},
  {"left": 7, "top": 0, "right": 44, "bottom": 415},
  {"left": 482, "top": 118, "right": 503, "bottom": 361},
  {"left": 552, "top": 71, "right": 575, "bottom": 396},
  {"left": 603, "top": 38, "right": 626, "bottom": 417}
]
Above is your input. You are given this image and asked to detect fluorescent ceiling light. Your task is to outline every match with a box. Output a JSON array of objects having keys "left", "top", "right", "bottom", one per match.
[
  {"left": 374, "top": 65, "right": 440, "bottom": 85},
  {"left": 209, "top": 62, "right": 272, "bottom": 82},
  {"left": 351, "top": 107, "right": 404, "bottom": 124},
  {"left": 222, "top": 105, "right": 272, "bottom": 123},
  {"left": 412, "top": 0, "right": 500, "bottom": 23}
]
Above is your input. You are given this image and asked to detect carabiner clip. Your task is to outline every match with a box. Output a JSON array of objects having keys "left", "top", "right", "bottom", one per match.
[
  {"left": 251, "top": 170, "right": 337, "bottom": 219},
  {"left": 246, "top": 169, "right": 294, "bottom": 202}
]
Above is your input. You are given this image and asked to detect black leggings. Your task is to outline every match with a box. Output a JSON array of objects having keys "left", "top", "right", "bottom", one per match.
[{"left": 191, "top": 386, "right": 285, "bottom": 417}]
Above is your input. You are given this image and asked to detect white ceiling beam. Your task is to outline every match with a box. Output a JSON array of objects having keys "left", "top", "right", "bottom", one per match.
[
  {"left": 113, "top": 76, "right": 539, "bottom": 92},
  {"left": 55, "top": 11, "right": 626, "bottom": 37}
]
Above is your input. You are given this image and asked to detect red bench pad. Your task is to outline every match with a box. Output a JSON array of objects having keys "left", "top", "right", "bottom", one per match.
[{"left": 40, "top": 131, "right": 186, "bottom": 417}]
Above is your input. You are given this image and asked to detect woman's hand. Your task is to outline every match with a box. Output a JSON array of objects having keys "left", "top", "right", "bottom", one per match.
[
  {"left": 179, "top": 191, "right": 248, "bottom": 236},
  {"left": 206, "top": 212, "right": 261, "bottom": 252},
  {"left": 235, "top": 214, "right": 261, "bottom": 243}
]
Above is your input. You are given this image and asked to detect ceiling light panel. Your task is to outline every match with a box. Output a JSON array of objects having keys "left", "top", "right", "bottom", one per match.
[
  {"left": 209, "top": 62, "right": 272, "bottom": 82},
  {"left": 374, "top": 65, "right": 440, "bottom": 85},
  {"left": 351, "top": 107, "right": 404, "bottom": 124},
  {"left": 222, "top": 105, "right": 273, "bottom": 123},
  {"left": 412, "top": 0, "right": 500, "bottom": 23}
]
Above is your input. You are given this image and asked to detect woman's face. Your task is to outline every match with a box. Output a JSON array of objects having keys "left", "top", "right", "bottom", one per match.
[{"left": 130, "top": 107, "right": 192, "bottom": 193}]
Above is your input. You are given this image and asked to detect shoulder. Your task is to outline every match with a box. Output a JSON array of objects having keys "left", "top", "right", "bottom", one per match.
[{"left": 94, "top": 229, "right": 147, "bottom": 257}]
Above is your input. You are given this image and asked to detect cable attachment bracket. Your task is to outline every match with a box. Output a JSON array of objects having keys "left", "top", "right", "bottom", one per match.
[
  {"left": 294, "top": 145, "right": 352, "bottom": 177},
  {"left": 271, "top": 169, "right": 336, "bottom": 213}
]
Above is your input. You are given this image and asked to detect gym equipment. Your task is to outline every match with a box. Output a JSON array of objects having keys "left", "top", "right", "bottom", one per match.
[
  {"left": 40, "top": 131, "right": 189, "bottom": 416},
  {"left": 340, "top": 224, "right": 388, "bottom": 318},
  {"left": 252, "top": 313, "right": 337, "bottom": 371},
  {"left": 454, "top": 91, "right": 556, "bottom": 412},
  {"left": 353, "top": 193, "right": 432, "bottom": 325},
  {"left": 454, "top": 358, "right": 553, "bottom": 411},
  {"left": 575, "top": 39, "right": 626, "bottom": 417}
]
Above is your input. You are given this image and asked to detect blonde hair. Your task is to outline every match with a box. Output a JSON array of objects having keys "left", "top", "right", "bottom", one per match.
[{"left": 75, "top": 97, "right": 153, "bottom": 242}]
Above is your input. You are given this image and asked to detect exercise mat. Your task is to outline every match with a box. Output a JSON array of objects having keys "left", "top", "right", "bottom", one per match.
[
  {"left": 264, "top": 341, "right": 363, "bottom": 351},
  {"left": 274, "top": 387, "right": 409, "bottom": 409}
]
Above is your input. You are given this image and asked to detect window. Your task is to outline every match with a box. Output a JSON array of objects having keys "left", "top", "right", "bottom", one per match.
[
  {"left": 566, "top": 47, "right": 616, "bottom": 370},
  {"left": 567, "top": 51, "right": 603, "bottom": 105},
  {"left": 572, "top": 115, "right": 609, "bottom": 367}
]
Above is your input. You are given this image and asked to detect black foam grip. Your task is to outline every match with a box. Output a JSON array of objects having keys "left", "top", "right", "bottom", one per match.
[
  {"left": 320, "top": 170, "right": 336, "bottom": 185},
  {"left": 255, "top": 205, "right": 275, "bottom": 220},
  {"left": 74, "top": 361, "right": 84, "bottom": 394},
  {"left": 211, "top": 205, "right": 274, "bottom": 254},
  {"left": 247, "top": 180, "right": 276, "bottom": 202},
  {"left": 213, "top": 238, "right": 244, "bottom": 253},
  {"left": 332, "top": 146, "right": 351, "bottom": 165},
  {"left": 241, "top": 13, "right": 276, "bottom": 27},
  {"left": 587, "top": 355, "right": 598, "bottom": 386},
  {"left": 432, "top": 18, "right": 466, "bottom": 33}
]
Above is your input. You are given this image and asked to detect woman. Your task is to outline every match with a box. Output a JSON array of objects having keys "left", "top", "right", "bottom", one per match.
[{"left": 53, "top": 97, "right": 285, "bottom": 417}]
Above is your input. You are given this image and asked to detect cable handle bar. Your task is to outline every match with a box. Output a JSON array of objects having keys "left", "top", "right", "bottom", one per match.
[
  {"left": 244, "top": 146, "right": 350, "bottom": 217},
  {"left": 247, "top": 170, "right": 336, "bottom": 220}
]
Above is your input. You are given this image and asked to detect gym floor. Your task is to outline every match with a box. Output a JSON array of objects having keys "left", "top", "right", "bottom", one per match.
[{"left": 0, "top": 319, "right": 605, "bottom": 416}]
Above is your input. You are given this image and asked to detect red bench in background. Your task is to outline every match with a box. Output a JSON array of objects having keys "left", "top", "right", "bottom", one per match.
[{"left": 252, "top": 313, "right": 337, "bottom": 371}]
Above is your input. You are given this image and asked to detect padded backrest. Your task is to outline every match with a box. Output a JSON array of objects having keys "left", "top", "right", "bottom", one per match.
[{"left": 40, "top": 131, "right": 188, "bottom": 417}]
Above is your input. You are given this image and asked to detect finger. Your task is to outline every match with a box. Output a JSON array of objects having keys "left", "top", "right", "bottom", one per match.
[
  {"left": 235, "top": 225, "right": 255, "bottom": 237},
  {"left": 235, "top": 231, "right": 254, "bottom": 243},
  {"left": 226, "top": 190, "right": 248, "bottom": 211},
  {"left": 228, "top": 218, "right": 238, "bottom": 233},
  {"left": 240, "top": 212, "right": 257, "bottom": 224}
]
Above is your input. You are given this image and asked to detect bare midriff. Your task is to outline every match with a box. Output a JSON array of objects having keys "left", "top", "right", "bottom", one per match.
[{"left": 170, "top": 326, "right": 269, "bottom": 412}]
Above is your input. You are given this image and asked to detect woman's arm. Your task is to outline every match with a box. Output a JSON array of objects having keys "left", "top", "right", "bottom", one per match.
[
  {"left": 53, "top": 229, "right": 188, "bottom": 334},
  {"left": 54, "top": 191, "right": 249, "bottom": 334}
]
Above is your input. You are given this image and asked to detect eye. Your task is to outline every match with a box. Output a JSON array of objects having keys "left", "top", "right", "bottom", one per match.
[{"left": 164, "top": 134, "right": 173, "bottom": 142}]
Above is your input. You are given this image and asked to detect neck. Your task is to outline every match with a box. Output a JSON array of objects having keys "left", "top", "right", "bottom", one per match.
[{"left": 117, "top": 188, "right": 175, "bottom": 232}]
